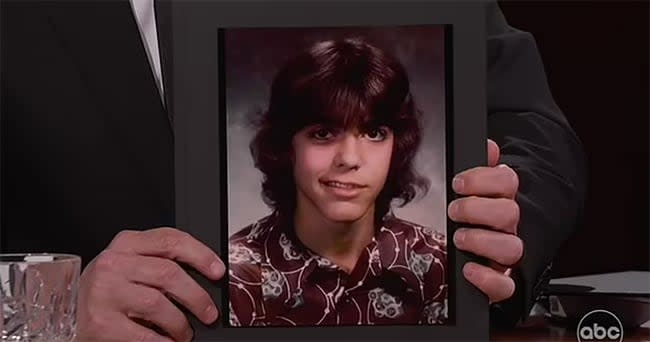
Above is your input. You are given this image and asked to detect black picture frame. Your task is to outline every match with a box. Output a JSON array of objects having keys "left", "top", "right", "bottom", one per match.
[{"left": 171, "top": 1, "right": 488, "bottom": 341}]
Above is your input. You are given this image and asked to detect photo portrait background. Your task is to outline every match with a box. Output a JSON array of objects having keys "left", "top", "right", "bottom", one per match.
[{"left": 225, "top": 26, "right": 447, "bottom": 237}]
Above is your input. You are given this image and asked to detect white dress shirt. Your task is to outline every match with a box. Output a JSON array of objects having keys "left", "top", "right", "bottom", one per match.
[{"left": 129, "top": 0, "right": 164, "bottom": 102}]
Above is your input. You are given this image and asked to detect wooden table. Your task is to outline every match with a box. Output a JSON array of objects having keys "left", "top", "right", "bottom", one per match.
[{"left": 492, "top": 316, "right": 650, "bottom": 341}]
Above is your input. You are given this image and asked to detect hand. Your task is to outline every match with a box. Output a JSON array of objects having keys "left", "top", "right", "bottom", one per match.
[
  {"left": 448, "top": 139, "right": 523, "bottom": 304},
  {"left": 77, "top": 227, "right": 226, "bottom": 342}
]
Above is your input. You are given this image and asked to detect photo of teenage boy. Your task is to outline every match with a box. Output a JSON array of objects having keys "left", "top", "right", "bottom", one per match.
[{"left": 228, "top": 38, "right": 447, "bottom": 327}]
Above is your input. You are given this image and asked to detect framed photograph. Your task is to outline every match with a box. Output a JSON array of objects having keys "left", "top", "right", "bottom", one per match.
[{"left": 171, "top": 1, "right": 488, "bottom": 341}]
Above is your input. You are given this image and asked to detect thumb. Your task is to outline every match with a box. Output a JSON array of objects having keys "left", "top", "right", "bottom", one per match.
[{"left": 487, "top": 139, "right": 500, "bottom": 167}]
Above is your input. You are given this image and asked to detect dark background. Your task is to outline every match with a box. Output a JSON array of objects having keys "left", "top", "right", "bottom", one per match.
[{"left": 498, "top": 1, "right": 649, "bottom": 277}]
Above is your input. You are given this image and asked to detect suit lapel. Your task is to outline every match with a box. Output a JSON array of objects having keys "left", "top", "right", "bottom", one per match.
[{"left": 46, "top": 1, "right": 175, "bottom": 211}]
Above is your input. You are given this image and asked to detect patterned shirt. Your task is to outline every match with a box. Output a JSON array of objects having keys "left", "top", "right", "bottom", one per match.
[{"left": 228, "top": 212, "right": 447, "bottom": 327}]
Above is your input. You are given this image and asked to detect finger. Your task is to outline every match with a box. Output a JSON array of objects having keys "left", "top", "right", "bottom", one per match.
[
  {"left": 448, "top": 197, "right": 519, "bottom": 234},
  {"left": 108, "top": 228, "right": 225, "bottom": 281},
  {"left": 487, "top": 139, "right": 500, "bottom": 167},
  {"left": 78, "top": 312, "right": 174, "bottom": 342},
  {"left": 463, "top": 262, "right": 515, "bottom": 304},
  {"left": 117, "top": 282, "right": 194, "bottom": 342},
  {"left": 99, "top": 252, "right": 219, "bottom": 324},
  {"left": 453, "top": 228, "right": 523, "bottom": 267},
  {"left": 452, "top": 164, "right": 518, "bottom": 199},
  {"left": 81, "top": 264, "right": 192, "bottom": 342}
]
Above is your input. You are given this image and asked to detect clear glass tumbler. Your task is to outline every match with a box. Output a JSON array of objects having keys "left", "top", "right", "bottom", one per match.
[{"left": 0, "top": 254, "right": 81, "bottom": 342}]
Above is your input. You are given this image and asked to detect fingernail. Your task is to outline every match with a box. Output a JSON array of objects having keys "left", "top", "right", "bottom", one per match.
[
  {"left": 448, "top": 201, "right": 459, "bottom": 219},
  {"left": 205, "top": 304, "right": 219, "bottom": 322},
  {"left": 463, "top": 263, "right": 475, "bottom": 279},
  {"left": 453, "top": 229, "right": 465, "bottom": 247},
  {"left": 210, "top": 261, "right": 224, "bottom": 278},
  {"left": 452, "top": 176, "right": 464, "bottom": 192}
]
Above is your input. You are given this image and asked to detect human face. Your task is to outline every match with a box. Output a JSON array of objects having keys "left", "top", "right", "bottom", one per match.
[{"left": 292, "top": 124, "right": 394, "bottom": 224}]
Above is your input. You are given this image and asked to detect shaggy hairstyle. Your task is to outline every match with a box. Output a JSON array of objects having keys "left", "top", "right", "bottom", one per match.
[{"left": 249, "top": 38, "right": 429, "bottom": 222}]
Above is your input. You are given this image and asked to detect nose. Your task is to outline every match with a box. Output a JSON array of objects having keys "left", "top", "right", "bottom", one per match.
[{"left": 334, "top": 134, "right": 362, "bottom": 170}]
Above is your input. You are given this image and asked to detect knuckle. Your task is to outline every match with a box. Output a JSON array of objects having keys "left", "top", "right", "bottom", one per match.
[
  {"left": 509, "top": 200, "right": 521, "bottom": 228},
  {"left": 508, "top": 166, "right": 519, "bottom": 187},
  {"left": 156, "top": 261, "right": 182, "bottom": 284},
  {"left": 94, "top": 250, "right": 120, "bottom": 273},
  {"left": 157, "top": 227, "right": 190, "bottom": 241},
  {"left": 497, "top": 236, "right": 523, "bottom": 266},
  {"left": 83, "top": 312, "right": 108, "bottom": 335},
  {"left": 158, "top": 233, "right": 182, "bottom": 252},
  {"left": 154, "top": 226, "right": 178, "bottom": 235},
  {"left": 499, "top": 199, "right": 519, "bottom": 230},
  {"left": 85, "top": 278, "right": 107, "bottom": 300},
  {"left": 177, "top": 229, "right": 193, "bottom": 241},
  {"left": 79, "top": 307, "right": 118, "bottom": 338},
  {"left": 505, "top": 166, "right": 519, "bottom": 193},
  {"left": 499, "top": 163, "right": 515, "bottom": 176},
  {"left": 156, "top": 229, "right": 192, "bottom": 252},
  {"left": 139, "top": 290, "right": 165, "bottom": 312},
  {"left": 512, "top": 200, "right": 520, "bottom": 220},
  {"left": 111, "top": 230, "right": 137, "bottom": 248},
  {"left": 135, "top": 330, "right": 162, "bottom": 342}
]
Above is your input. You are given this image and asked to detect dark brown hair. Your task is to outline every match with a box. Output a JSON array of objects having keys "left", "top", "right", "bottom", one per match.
[{"left": 249, "top": 38, "right": 429, "bottom": 222}]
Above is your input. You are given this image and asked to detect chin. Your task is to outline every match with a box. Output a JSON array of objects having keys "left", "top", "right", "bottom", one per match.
[{"left": 319, "top": 203, "right": 371, "bottom": 223}]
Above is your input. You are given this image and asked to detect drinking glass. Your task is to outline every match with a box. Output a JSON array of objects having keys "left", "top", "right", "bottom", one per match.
[{"left": 0, "top": 254, "right": 81, "bottom": 342}]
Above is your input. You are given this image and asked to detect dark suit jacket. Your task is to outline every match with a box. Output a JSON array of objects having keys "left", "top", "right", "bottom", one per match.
[{"left": 1, "top": 0, "right": 586, "bottom": 329}]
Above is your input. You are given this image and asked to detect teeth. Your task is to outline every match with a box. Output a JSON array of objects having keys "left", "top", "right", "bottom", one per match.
[{"left": 325, "top": 181, "right": 357, "bottom": 189}]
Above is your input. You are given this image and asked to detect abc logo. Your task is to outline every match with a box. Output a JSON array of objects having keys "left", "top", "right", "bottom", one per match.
[{"left": 577, "top": 310, "right": 624, "bottom": 342}]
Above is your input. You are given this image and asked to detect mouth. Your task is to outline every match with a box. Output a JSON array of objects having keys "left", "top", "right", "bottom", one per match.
[{"left": 320, "top": 180, "right": 367, "bottom": 189}]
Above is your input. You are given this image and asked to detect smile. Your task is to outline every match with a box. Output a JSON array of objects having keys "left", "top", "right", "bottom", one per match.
[{"left": 320, "top": 180, "right": 367, "bottom": 189}]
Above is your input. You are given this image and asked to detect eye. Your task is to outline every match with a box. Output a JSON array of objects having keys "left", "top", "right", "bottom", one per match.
[
  {"left": 308, "top": 127, "right": 336, "bottom": 141},
  {"left": 364, "top": 127, "right": 390, "bottom": 142}
]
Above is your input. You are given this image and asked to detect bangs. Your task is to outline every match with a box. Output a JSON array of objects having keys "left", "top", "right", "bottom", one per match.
[
  {"left": 279, "top": 72, "right": 410, "bottom": 134},
  {"left": 264, "top": 38, "right": 413, "bottom": 136}
]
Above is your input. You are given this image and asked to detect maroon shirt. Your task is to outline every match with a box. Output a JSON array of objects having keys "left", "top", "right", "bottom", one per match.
[{"left": 228, "top": 212, "right": 448, "bottom": 327}]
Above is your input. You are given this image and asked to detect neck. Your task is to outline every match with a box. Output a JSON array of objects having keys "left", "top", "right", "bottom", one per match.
[{"left": 293, "top": 199, "right": 375, "bottom": 273}]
